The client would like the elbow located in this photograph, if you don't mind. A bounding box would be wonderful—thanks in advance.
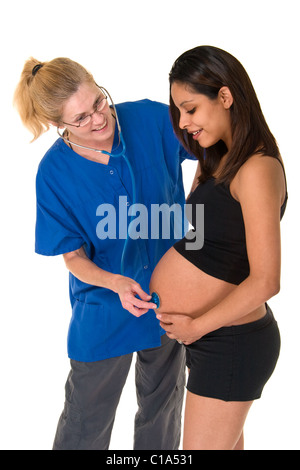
[63,248,85,270]
[267,279,280,298]
[257,276,281,301]
[249,269,280,301]
[63,252,76,270]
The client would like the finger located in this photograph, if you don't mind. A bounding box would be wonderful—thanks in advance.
[132,308,149,317]
[125,304,149,317]
[156,313,173,323]
[132,297,157,310]
[159,320,173,329]
[132,284,152,302]
[159,322,175,335]
[166,332,177,340]
[123,291,156,310]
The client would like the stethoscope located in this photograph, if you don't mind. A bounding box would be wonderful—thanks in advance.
[57,86,137,279]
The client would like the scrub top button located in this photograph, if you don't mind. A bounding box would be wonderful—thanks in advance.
[110,170,114,175]
[144,265,148,270]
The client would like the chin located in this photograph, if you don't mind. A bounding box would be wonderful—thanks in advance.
[196,136,219,149]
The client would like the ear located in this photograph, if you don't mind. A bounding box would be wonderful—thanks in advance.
[219,86,233,110]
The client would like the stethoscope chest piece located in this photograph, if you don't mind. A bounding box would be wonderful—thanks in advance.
[151,292,160,309]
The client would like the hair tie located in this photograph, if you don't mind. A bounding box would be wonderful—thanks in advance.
[32,64,43,76]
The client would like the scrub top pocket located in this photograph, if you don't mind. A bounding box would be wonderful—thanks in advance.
[67,300,108,361]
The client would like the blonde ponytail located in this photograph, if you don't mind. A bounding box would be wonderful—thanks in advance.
[14,57,95,141]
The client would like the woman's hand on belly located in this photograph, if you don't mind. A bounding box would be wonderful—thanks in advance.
[156,312,202,345]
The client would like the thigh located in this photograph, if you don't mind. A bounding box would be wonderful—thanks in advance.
[68,355,133,408]
[136,334,186,398]
[134,335,186,450]
[53,354,133,450]
[183,391,253,450]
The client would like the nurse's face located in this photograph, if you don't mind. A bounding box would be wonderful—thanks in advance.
[171,82,233,150]
[60,82,116,150]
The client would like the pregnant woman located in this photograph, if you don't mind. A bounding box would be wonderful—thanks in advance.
[150,46,287,450]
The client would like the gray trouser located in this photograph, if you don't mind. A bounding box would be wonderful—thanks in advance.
[53,335,186,450]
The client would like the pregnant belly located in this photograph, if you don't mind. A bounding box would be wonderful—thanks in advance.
[150,247,236,318]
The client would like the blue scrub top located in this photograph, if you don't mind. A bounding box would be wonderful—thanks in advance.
[35,99,195,361]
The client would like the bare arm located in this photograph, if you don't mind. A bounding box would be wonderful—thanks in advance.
[63,247,157,317]
[158,156,286,341]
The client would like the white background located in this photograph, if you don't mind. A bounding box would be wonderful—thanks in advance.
[1,0,299,450]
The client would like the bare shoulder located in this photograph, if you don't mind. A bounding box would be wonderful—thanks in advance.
[231,154,286,204]
[238,154,284,176]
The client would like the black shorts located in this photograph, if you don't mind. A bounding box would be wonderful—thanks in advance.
[185,304,280,402]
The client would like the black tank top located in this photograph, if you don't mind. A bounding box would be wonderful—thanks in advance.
[174,171,287,285]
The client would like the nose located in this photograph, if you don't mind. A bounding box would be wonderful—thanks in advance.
[92,109,106,124]
[178,112,191,130]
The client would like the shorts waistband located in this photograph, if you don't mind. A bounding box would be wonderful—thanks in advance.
[204,304,275,337]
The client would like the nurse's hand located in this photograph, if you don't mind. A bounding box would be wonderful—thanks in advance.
[113,275,157,317]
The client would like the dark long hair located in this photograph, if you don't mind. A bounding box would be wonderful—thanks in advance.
[169,46,280,184]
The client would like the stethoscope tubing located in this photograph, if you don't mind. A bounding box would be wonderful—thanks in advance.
[57,87,136,276]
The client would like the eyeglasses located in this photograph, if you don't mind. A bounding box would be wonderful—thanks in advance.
[62,94,108,128]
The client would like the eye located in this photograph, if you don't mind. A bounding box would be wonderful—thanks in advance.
[94,95,105,110]
[76,115,86,122]
[76,114,90,127]
[96,97,107,112]
[186,107,196,115]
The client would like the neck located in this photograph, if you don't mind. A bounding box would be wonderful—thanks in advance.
[69,130,114,153]
[63,130,113,165]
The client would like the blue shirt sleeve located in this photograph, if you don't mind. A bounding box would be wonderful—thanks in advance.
[179,144,196,162]
[35,169,85,256]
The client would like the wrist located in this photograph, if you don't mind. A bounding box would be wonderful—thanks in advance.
[191,316,206,339]
[106,273,123,293]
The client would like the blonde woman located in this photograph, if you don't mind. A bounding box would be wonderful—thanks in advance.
[14,57,195,450]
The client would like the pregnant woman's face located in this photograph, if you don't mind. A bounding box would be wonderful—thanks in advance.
[170,82,233,150]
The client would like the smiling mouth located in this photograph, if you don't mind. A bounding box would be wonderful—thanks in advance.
[191,129,203,138]
[93,120,107,132]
